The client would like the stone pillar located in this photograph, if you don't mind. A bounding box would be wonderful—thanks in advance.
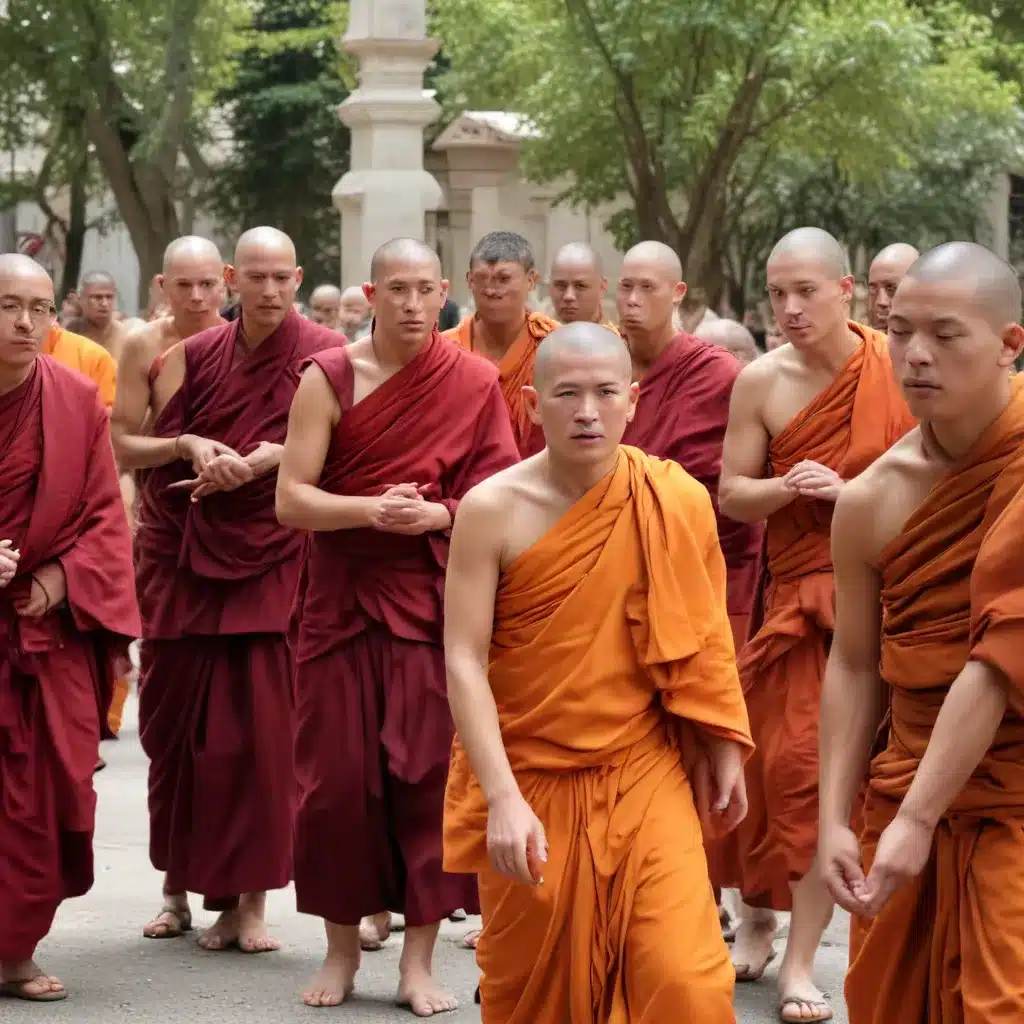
[986,172,1011,261]
[333,0,444,287]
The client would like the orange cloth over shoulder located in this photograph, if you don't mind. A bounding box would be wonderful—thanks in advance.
[444,446,751,1024]
[846,379,1024,1024]
[442,311,558,456]
[43,324,117,408]
[711,322,915,909]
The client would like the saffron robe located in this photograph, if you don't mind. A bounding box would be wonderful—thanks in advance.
[846,381,1024,1023]
[713,322,915,908]
[621,332,764,647]
[43,324,117,409]
[293,331,519,926]
[444,446,753,1024]
[442,311,558,457]
[0,357,138,963]
[135,311,342,904]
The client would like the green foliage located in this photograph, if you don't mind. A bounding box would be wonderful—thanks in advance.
[432,0,1022,299]
[208,0,350,290]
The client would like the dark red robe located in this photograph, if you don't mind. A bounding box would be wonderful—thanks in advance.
[293,330,519,926]
[0,357,139,963]
[135,311,342,907]
[622,333,764,644]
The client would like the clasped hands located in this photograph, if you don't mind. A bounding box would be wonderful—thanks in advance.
[167,435,281,502]
[782,459,844,502]
[370,483,451,536]
[0,541,67,618]
[821,810,934,919]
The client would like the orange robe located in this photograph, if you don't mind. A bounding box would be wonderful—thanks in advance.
[846,382,1024,1023]
[713,322,915,909]
[442,311,558,456]
[43,324,117,409]
[444,446,753,1023]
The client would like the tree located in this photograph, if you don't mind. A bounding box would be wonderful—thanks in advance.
[2,0,243,303]
[208,0,350,291]
[432,0,1021,301]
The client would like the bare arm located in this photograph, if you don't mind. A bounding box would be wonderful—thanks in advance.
[275,363,379,531]
[819,478,886,828]
[718,364,794,522]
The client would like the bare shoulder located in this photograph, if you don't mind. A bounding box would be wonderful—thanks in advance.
[458,458,536,519]
[345,335,374,369]
[732,348,779,399]
[122,318,161,355]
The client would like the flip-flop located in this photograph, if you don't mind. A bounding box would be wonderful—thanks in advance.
[779,996,833,1022]
[143,905,193,939]
[460,929,481,950]
[734,946,777,982]
[0,977,68,1002]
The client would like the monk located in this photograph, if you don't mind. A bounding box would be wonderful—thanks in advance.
[338,284,371,340]
[547,242,610,326]
[677,285,719,333]
[716,227,915,1022]
[42,322,116,408]
[124,226,342,950]
[697,317,761,365]
[65,270,133,363]
[819,242,1024,1023]
[309,284,343,331]
[443,231,558,456]
[0,254,139,1001]
[867,243,919,333]
[276,237,518,1013]
[442,322,753,1022]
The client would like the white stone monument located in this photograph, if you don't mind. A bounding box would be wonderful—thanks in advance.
[333,0,444,288]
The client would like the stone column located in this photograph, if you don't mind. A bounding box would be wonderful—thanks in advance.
[333,0,445,287]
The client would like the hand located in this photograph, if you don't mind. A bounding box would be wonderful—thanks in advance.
[370,484,451,535]
[14,561,66,618]
[784,460,844,502]
[0,540,19,588]
[819,823,867,914]
[166,453,255,502]
[176,433,240,475]
[691,736,748,836]
[855,811,934,917]
[245,440,283,478]
[486,791,548,886]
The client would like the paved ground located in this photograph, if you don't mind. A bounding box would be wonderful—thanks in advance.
[11,695,850,1022]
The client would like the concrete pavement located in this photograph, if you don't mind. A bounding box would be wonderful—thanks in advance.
[11,695,849,1022]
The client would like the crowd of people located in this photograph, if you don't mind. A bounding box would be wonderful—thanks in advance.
[0,220,1022,1024]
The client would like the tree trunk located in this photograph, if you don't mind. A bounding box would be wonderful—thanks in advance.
[60,152,88,300]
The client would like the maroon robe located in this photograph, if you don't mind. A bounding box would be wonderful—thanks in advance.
[293,330,519,926]
[622,333,764,642]
[135,311,342,906]
[0,357,138,963]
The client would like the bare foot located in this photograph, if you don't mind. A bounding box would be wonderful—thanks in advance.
[237,909,281,954]
[778,971,832,1022]
[459,928,481,950]
[719,902,737,943]
[143,900,192,939]
[198,908,240,951]
[397,968,459,1017]
[359,912,391,952]
[731,915,777,981]
[0,960,67,1002]
[302,953,358,1008]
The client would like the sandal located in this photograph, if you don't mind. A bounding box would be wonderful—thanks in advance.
[460,928,481,950]
[143,904,193,939]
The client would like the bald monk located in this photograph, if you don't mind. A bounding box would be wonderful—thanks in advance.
[309,284,344,331]
[819,243,1024,1023]
[698,317,761,365]
[443,323,753,1022]
[338,285,371,341]
[619,241,763,654]
[66,271,133,364]
[443,231,559,456]
[123,227,343,950]
[277,237,519,1013]
[716,227,915,1022]
[42,322,117,408]
[867,243,919,333]
[0,254,139,1001]
[548,242,611,326]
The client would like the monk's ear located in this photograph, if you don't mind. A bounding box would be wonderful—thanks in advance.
[224,264,236,289]
[363,283,376,305]
[1000,323,1024,366]
[839,275,855,304]
[156,274,166,293]
[440,279,450,304]
[522,385,542,424]
[599,277,608,296]
[673,281,688,305]
[626,380,640,422]
[526,268,538,293]
[294,266,304,288]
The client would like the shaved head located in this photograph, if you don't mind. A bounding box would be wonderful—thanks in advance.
[551,242,603,277]
[696,318,759,365]
[340,285,368,304]
[310,284,342,304]
[227,227,302,334]
[79,269,117,292]
[768,227,851,279]
[549,243,607,323]
[622,241,683,281]
[871,243,920,275]
[234,226,296,266]
[370,237,440,282]
[0,252,53,290]
[0,254,55,375]
[617,241,685,347]
[868,242,920,331]
[904,242,1022,329]
[163,235,223,272]
[534,321,632,389]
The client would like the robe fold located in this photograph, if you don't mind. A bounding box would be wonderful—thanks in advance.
[135,310,341,904]
[293,331,519,926]
[442,311,558,456]
[0,357,138,963]
[444,445,753,1024]
[622,332,764,647]
[43,324,117,409]
[712,322,915,909]
[846,381,1024,1024]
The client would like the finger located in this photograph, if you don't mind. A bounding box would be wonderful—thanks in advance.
[823,868,862,914]
[166,479,200,492]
